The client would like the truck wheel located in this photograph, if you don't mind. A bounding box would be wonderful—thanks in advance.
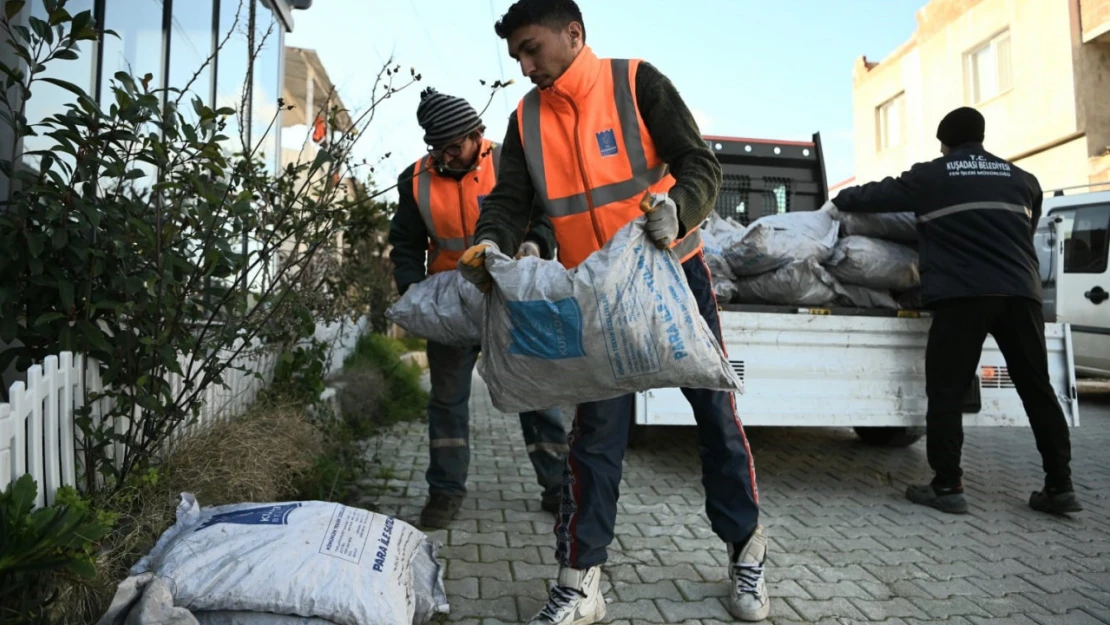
[853,426,925,448]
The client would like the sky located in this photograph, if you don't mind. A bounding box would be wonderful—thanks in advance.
[285,0,927,201]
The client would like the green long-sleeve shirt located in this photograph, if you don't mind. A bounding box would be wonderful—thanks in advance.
[473,60,722,255]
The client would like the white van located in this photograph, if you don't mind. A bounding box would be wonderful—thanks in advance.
[1038,186,1110,377]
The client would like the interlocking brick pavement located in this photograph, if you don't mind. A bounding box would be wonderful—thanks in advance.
[363,376,1110,624]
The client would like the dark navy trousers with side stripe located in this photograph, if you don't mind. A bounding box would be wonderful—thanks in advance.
[554,251,761,569]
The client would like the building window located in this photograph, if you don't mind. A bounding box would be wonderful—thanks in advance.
[251,0,283,175]
[100,0,166,98]
[21,0,97,175]
[965,30,1012,105]
[876,92,906,151]
[168,0,215,125]
[100,0,166,188]
[216,0,252,156]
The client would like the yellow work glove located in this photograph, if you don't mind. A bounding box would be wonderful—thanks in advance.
[458,241,499,293]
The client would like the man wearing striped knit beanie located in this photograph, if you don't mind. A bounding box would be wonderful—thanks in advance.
[388,87,568,529]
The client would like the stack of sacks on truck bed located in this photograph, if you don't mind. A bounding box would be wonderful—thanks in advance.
[699,204,921,310]
[702,208,846,307]
[823,206,921,309]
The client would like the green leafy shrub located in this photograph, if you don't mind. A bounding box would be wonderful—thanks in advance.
[0,475,115,625]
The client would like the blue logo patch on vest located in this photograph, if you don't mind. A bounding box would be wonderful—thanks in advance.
[506,298,586,360]
[195,503,302,531]
[596,129,619,157]
[477,194,488,208]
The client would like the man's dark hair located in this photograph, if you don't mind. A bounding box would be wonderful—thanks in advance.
[494,0,585,41]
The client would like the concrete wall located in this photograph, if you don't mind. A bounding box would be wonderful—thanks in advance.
[1073,38,1110,164]
[1013,137,1089,193]
[852,0,1102,192]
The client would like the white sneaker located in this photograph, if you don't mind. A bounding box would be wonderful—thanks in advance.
[527,566,606,625]
[727,525,770,621]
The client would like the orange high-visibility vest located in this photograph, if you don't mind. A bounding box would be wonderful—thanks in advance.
[411,138,502,274]
[516,46,702,269]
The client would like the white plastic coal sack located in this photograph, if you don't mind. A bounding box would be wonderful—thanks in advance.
[385,270,485,347]
[824,235,920,292]
[837,211,918,243]
[725,209,840,276]
[700,213,741,284]
[836,283,900,310]
[108,495,448,625]
[701,214,743,303]
[478,217,743,414]
[732,257,844,306]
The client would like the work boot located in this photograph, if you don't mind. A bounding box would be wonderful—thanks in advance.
[906,483,969,514]
[418,492,463,529]
[541,486,561,514]
[1030,484,1083,515]
[527,566,605,625]
[727,525,770,622]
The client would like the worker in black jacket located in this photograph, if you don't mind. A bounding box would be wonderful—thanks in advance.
[831,107,1080,516]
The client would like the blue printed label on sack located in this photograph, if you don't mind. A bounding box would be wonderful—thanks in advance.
[596,129,619,157]
[196,503,302,531]
[507,298,586,360]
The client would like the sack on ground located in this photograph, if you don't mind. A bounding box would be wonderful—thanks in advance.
[824,235,920,291]
[478,217,743,414]
[385,270,485,347]
[100,495,448,625]
[835,283,900,310]
[837,211,917,243]
[725,209,839,276]
[732,258,843,306]
[196,612,337,624]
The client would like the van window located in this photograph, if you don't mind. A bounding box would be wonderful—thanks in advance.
[1063,203,1110,274]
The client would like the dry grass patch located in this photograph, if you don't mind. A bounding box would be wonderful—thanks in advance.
[49,401,321,624]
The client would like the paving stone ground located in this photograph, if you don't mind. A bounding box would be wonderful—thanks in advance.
[364,376,1110,625]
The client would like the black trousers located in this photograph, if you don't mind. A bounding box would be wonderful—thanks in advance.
[925,297,1072,490]
[554,252,759,569]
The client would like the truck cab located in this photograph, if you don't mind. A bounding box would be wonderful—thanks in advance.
[701,133,828,224]
[1039,186,1110,377]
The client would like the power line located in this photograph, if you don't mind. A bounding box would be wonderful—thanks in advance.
[488,0,510,113]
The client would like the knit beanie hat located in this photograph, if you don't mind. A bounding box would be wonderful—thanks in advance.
[416,87,483,147]
[936,107,985,147]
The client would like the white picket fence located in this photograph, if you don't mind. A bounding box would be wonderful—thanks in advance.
[0,316,369,508]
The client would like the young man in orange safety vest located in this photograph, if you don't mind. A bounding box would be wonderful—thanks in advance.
[389,87,568,530]
[455,2,769,622]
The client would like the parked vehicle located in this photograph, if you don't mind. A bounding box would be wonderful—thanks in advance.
[633,135,1079,447]
[1038,184,1110,378]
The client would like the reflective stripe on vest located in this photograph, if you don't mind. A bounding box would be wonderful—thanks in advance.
[520,60,668,219]
[412,140,501,273]
[519,54,703,268]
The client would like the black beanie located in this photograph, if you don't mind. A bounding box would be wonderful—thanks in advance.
[416,87,482,147]
[936,107,985,147]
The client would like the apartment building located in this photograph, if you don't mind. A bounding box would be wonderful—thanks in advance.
[850,0,1110,193]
